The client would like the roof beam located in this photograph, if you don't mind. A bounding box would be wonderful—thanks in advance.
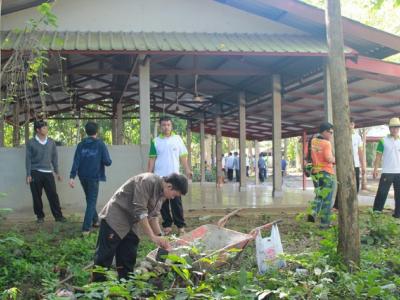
[151,68,269,76]
[346,56,400,79]
[256,0,400,52]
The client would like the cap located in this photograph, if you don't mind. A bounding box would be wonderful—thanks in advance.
[388,117,400,128]
[319,121,334,133]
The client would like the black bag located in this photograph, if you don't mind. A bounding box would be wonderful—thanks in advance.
[304,136,314,177]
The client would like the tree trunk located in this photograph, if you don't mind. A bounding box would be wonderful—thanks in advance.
[326,0,360,267]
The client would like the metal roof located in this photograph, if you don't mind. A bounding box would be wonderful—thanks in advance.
[1,0,52,15]
[0,31,355,55]
[216,0,400,59]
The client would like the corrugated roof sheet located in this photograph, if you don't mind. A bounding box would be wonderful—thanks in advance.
[0,31,355,54]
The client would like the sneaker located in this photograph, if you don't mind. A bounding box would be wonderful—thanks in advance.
[37,218,44,224]
[307,214,315,223]
[55,217,67,223]
[82,231,91,237]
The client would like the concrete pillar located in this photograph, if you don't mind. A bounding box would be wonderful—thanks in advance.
[186,120,192,172]
[200,120,206,183]
[204,134,211,168]
[139,54,151,145]
[255,140,259,185]
[239,92,247,191]
[272,74,282,197]
[12,101,20,147]
[216,115,223,187]
[116,102,123,144]
[154,117,158,138]
[211,136,215,168]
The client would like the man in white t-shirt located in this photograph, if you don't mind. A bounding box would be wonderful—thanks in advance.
[147,116,192,234]
[350,118,365,192]
[373,117,400,218]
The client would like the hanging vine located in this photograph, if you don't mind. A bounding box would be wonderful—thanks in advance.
[1,2,71,126]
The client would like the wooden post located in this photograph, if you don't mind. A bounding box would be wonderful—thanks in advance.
[239,92,247,191]
[216,115,223,187]
[272,75,282,197]
[24,110,30,145]
[200,120,205,183]
[12,101,20,147]
[326,0,360,267]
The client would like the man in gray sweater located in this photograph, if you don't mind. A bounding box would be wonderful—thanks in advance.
[26,120,66,223]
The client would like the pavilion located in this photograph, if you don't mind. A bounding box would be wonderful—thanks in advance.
[1,0,400,199]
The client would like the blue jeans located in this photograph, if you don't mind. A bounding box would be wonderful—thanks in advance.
[310,171,335,225]
[80,178,99,231]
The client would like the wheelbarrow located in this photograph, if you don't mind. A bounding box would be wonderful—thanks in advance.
[146,209,282,271]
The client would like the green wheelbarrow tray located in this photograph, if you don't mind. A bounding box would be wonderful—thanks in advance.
[146,209,281,271]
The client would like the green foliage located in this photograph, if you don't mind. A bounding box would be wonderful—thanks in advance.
[1,287,20,300]
[361,210,400,245]
[1,2,61,121]
[2,212,400,299]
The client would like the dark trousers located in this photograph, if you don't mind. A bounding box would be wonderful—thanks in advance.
[29,170,63,220]
[373,173,400,217]
[246,166,249,177]
[227,169,234,181]
[259,168,266,182]
[235,169,240,182]
[333,167,360,209]
[355,167,360,193]
[161,196,185,228]
[80,178,99,231]
[93,220,139,282]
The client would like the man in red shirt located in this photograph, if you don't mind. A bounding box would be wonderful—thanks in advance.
[307,122,336,228]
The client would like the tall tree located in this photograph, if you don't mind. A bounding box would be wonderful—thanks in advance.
[325,0,360,267]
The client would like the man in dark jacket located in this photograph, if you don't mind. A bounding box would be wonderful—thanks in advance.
[69,122,112,234]
[26,120,66,223]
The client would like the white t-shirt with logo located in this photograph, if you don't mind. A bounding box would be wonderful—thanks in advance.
[352,131,363,168]
[377,136,400,174]
[149,134,188,176]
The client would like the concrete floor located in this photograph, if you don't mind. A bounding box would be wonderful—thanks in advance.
[184,175,394,211]
[5,175,395,220]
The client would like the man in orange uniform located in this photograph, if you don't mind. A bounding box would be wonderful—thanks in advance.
[308,122,336,228]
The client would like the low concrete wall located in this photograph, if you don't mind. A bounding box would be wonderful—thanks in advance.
[0,145,149,218]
